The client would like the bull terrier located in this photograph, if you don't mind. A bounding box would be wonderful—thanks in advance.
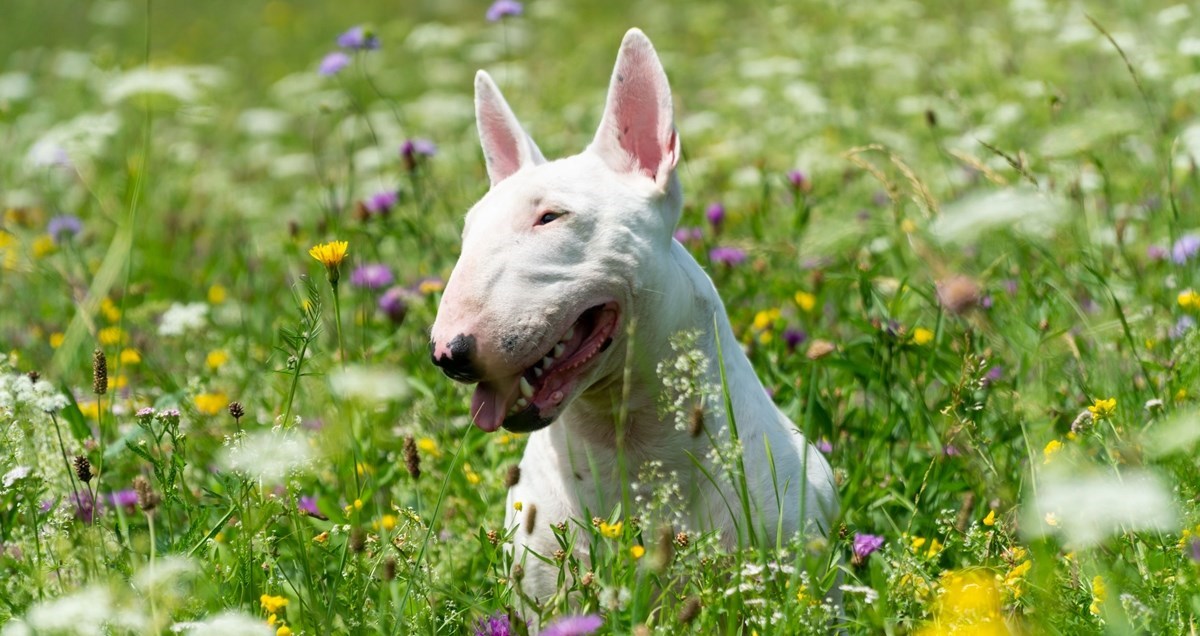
[430,28,838,602]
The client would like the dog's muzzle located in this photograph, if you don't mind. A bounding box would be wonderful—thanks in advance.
[430,334,482,383]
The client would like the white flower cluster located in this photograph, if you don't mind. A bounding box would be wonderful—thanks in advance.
[655,330,722,434]
[0,370,70,415]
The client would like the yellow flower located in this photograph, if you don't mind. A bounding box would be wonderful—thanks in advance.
[206,349,229,370]
[925,538,944,558]
[1176,388,1188,401]
[309,240,349,285]
[260,594,288,614]
[1044,512,1059,527]
[599,520,623,539]
[32,234,56,258]
[1003,560,1032,599]
[513,501,523,512]
[313,531,329,543]
[463,463,481,485]
[911,536,927,551]
[208,284,228,305]
[752,308,780,331]
[912,327,934,346]
[98,326,124,346]
[49,332,65,348]
[1087,397,1116,420]
[417,437,441,458]
[983,509,996,526]
[119,348,141,365]
[194,391,229,416]
[757,331,773,345]
[794,291,817,312]
[377,514,397,531]
[900,218,917,234]
[101,297,121,322]
[78,401,100,419]
[1042,439,1063,464]
[917,569,1006,635]
[1179,289,1200,310]
[417,279,445,294]
[1089,575,1106,615]
[353,498,363,511]
[276,626,293,636]
[267,613,278,626]
[630,545,645,559]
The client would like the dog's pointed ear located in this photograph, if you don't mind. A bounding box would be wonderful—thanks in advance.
[590,28,680,191]
[475,70,546,187]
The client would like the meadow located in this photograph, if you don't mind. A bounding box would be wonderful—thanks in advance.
[2,0,1200,633]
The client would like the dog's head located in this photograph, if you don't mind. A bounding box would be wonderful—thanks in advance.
[430,29,682,433]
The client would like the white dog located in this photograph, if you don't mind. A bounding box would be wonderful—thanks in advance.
[431,28,838,601]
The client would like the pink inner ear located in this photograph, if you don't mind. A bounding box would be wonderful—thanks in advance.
[479,109,523,184]
[594,33,677,185]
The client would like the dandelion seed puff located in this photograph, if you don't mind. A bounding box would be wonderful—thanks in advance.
[219,430,315,483]
[329,365,410,403]
[1023,469,1177,547]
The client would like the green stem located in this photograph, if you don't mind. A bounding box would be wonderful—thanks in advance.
[332,282,346,369]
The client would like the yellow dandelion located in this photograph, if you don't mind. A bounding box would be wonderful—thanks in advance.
[599,520,623,539]
[194,391,229,416]
[208,283,228,305]
[1042,439,1063,464]
[353,498,363,511]
[630,545,645,559]
[983,509,996,527]
[513,501,523,512]
[309,240,349,285]
[260,594,288,614]
[463,463,481,485]
[32,234,56,258]
[49,332,65,348]
[101,297,121,322]
[378,514,397,531]
[119,348,141,365]
[98,326,124,346]
[1179,289,1200,310]
[417,437,442,458]
[912,327,934,346]
[1089,575,1106,615]
[206,349,229,370]
[794,291,817,312]
[1087,397,1116,420]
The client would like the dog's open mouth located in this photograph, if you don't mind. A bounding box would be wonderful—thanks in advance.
[470,302,620,433]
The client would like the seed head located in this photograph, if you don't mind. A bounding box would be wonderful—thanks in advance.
[511,563,524,582]
[73,455,93,483]
[679,596,702,624]
[133,475,159,512]
[674,531,690,549]
[486,529,500,546]
[403,436,421,480]
[349,527,366,553]
[27,371,40,384]
[936,275,981,316]
[504,464,521,488]
[523,503,538,535]
[688,404,705,437]
[383,556,397,581]
[228,401,245,420]
[92,349,108,395]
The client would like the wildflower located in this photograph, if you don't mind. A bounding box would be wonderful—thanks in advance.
[336,26,379,50]
[350,263,394,289]
[110,489,138,510]
[416,277,445,294]
[783,328,807,352]
[1189,537,1200,563]
[599,520,623,539]
[1089,575,1106,615]
[156,408,181,426]
[47,214,82,244]
[73,456,93,483]
[464,463,481,485]
[1172,234,1200,264]
[260,594,289,614]
[983,509,996,526]
[298,496,319,517]
[918,570,1004,634]
[277,626,293,636]
[158,302,208,336]
[806,339,835,360]
[1087,397,1116,420]
[318,51,351,75]
[228,401,245,421]
[705,203,725,230]
[486,0,524,22]
[195,391,229,416]
[364,190,398,216]
[816,438,832,454]
[678,596,701,624]
[417,437,441,457]
[674,226,703,244]
[504,464,520,488]
[133,474,160,511]
[936,275,981,315]
[119,348,141,365]
[1172,316,1196,339]
[92,349,108,395]
[474,612,517,636]
[208,283,227,304]
[912,327,935,346]
[900,218,917,233]
[752,308,780,331]
[376,514,397,531]
[98,326,123,346]
[709,246,746,266]
[401,139,437,171]
[49,332,65,348]
[1003,559,1032,599]
[839,584,880,604]
[787,169,811,193]
[851,533,884,565]
[513,501,523,512]
[1146,244,1168,261]
[1179,289,1200,310]
[206,349,229,370]
[1042,439,1063,464]
[309,240,349,287]
[403,436,421,479]
[379,287,409,325]
[794,290,817,312]
[542,614,603,636]
[630,545,645,559]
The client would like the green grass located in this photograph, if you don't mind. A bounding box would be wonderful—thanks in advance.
[3,0,1200,633]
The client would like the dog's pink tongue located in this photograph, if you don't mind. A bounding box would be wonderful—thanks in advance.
[470,384,506,432]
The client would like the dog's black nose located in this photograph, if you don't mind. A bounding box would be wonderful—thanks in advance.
[431,334,482,383]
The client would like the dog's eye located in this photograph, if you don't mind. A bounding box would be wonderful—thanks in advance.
[536,211,564,226]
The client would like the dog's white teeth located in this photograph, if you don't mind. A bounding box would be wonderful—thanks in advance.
[534,367,543,378]
[564,326,575,341]
[542,356,554,368]
[515,398,529,409]
[519,376,534,399]
[553,343,565,357]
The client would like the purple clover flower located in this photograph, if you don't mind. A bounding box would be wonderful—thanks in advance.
[674,226,703,244]
[709,246,747,266]
[298,496,319,517]
[1172,234,1200,265]
[984,365,1003,385]
[787,169,810,192]
[486,0,524,21]
[474,612,516,636]
[337,26,379,50]
[47,215,82,244]
[319,52,351,76]
[816,438,832,454]
[783,328,807,351]
[542,614,603,636]
[110,489,139,509]
[852,533,884,560]
[365,191,399,215]
[379,287,409,324]
[350,264,394,289]
[401,139,438,172]
[705,203,725,229]
[1146,244,1168,262]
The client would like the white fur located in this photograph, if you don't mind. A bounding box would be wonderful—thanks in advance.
[431,29,838,602]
